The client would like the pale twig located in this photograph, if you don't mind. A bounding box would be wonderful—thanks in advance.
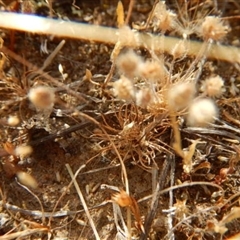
[41,40,65,72]
[1,200,109,219]
[0,12,240,63]
[125,0,135,25]
[0,228,48,240]
[65,164,100,240]
[100,184,120,192]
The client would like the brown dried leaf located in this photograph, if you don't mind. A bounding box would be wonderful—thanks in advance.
[130,196,144,233]
[192,161,211,173]
[3,142,16,156]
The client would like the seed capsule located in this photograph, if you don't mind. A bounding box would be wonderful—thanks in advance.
[16,171,38,189]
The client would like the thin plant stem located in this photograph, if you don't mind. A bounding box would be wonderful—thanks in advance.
[66,164,100,240]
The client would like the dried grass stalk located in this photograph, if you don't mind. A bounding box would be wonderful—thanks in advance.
[66,164,100,240]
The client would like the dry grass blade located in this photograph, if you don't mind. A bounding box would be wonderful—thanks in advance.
[112,201,128,238]
[1,200,109,218]
[37,39,65,74]
[65,164,100,240]
[0,228,48,240]
[125,0,135,25]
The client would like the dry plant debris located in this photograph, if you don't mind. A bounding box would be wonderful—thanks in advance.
[0,0,240,239]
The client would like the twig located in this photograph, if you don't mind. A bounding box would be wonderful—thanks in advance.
[125,0,135,25]
[0,12,240,63]
[151,162,158,195]
[0,228,48,240]
[1,200,109,219]
[65,164,100,240]
[40,40,65,73]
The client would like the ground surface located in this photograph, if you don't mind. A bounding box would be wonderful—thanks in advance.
[1,0,240,239]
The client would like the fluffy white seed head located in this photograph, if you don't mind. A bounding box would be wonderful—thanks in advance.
[112,76,135,101]
[198,16,228,41]
[153,1,176,32]
[167,82,196,111]
[116,50,143,77]
[201,75,225,97]
[139,60,167,83]
[187,98,218,127]
[28,86,55,110]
